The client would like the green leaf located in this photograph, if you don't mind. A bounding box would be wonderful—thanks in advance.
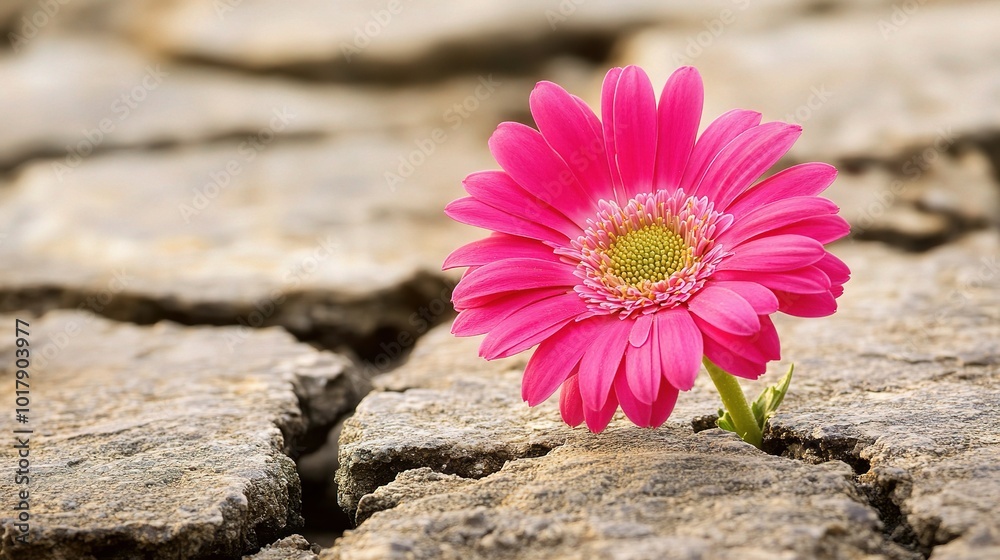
[716,408,737,433]
[715,364,794,434]
[750,364,794,429]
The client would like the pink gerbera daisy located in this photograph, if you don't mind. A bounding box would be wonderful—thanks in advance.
[443,65,850,433]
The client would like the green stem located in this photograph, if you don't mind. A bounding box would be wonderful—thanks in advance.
[704,357,763,448]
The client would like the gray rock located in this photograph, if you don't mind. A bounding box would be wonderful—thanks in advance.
[618,1,1000,163]
[616,1,1000,251]
[0,37,526,171]
[245,535,320,560]
[0,30,544,352]
[332,424,913,560]
[0,126,492,350]
[332,233,999,559]
[761,233,1000,556]
[0,311,360,559]
[98,0,946,81]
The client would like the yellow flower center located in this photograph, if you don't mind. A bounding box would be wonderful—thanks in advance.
[605,224,693,286]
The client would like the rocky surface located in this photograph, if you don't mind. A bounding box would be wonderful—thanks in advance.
[0,311,363,559]
[618,1,1000,250]
[0,36,534,356]
[330,233,1000,559]
[1,0,999,558]
[245,535,320,560]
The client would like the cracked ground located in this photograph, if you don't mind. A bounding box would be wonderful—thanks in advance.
[0,1,998,559]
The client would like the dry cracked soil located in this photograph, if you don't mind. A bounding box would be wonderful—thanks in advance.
[0,1,998,559]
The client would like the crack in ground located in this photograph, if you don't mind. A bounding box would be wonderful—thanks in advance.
[762,424,934,559]
[0,130,327,178]
[340,441,562,526]
[168,28,621,86]
[0,270,454,365]
[831,135,1000,252]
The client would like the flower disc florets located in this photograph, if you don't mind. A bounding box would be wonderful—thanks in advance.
[567,189,734,318]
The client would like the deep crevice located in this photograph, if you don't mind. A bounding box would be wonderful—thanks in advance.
[342,442,562,526]
[0,270,454,364]
[828,133,1000,252]
[1,273,457,551]
[763,424,933,559]
[169,28,621,87]
[0,129,328,178]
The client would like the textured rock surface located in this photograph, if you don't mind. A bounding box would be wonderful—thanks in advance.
[86,0,945,82]
[2,0,999,558]
[616,1,1000,250]
[0,311,362,559]
[331,233,999,559]
[618,1,1000,162]
[0,38,532,351]
[332,425,914,560]
[0,127,490,350]
[245,535,320,560]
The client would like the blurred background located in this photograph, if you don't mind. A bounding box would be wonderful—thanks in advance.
[1,0,998,544]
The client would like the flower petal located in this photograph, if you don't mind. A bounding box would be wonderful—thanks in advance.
[648,381,680,428]
[489,122,596,224]
[530,81,615,203]
[626,328,660,404]
[726,162,838,217]
[628,313,653,347]
[452,258,576,308]
[463,171,582,239]
[653,66,703,192]
[719,234,825,272]
[716,197,839,247]
[559,373,584,427]
[445,197,566,245]
[679,109,762,192]
[479,292,586,360]
[583,369,620,433]
[687,284,760,336]
[702,335,767,380]
[522,320,599,405]
[577,316,633,411]
[601,67,625,195]
[452,287,568,336]
[774,290,838,317]
[443,233,556,270]
[656,307,702,391]
[814,252,851,286]
[713,266,832,294]
[763,214,851,245]
[695,314,779,364]
[615,372,653,427]
[709,280,779,315]
[694,121,802,208]
[613,66,658,199]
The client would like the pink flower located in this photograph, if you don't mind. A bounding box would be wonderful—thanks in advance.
[443,66,849,432]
